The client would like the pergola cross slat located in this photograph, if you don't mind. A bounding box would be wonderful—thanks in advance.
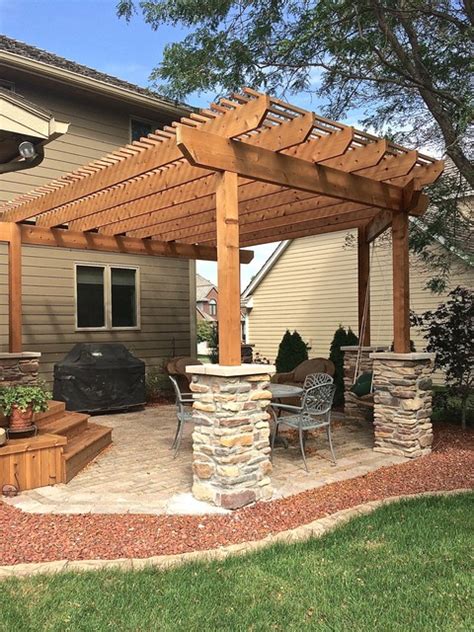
[0,89,443,360]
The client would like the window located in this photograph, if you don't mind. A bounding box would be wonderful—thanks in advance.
[209,298,217,317]
[75,264,139,330]
[111,267,137,327]
[76,266,105,328]
[130,118,153,142]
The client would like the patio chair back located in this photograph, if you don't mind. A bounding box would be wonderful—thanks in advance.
[302,383,336,416]
[303,372,334,390]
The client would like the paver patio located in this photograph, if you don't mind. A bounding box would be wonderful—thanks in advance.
[4,405,407,515]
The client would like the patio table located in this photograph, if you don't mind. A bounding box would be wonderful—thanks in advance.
[268,383,304,449]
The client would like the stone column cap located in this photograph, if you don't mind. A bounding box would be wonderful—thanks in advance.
[341,345,389,352]
[186,363,275,377]
[370,351,435,361]
[0,352,41,360]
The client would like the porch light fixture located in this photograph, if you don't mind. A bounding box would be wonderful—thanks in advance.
[18,140,37,159]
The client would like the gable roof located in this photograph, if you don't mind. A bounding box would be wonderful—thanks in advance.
[196,273,216,301]
[0,35,190,116]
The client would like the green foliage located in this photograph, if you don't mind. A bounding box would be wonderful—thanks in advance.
[432,385,474,426]
[0,384,51,415]
[275,329,309,373]
[145,368,172,402]
[329,325,359,406]
[196,320,214,344]
[208,323,219,364]
[415,286,473,429]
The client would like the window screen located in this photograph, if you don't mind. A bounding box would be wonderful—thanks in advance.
[76,265,105,328]
[131,119,153,142]
[111,268,137,327]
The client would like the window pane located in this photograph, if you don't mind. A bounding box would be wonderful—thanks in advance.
[111,268,137,327]
[131,119,153,142]
[76,266,104,328]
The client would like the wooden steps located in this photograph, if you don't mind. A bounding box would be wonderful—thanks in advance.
[63,423,112,483]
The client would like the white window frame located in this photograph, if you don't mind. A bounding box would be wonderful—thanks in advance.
[74,262,141,331]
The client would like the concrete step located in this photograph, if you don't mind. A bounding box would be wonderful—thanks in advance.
[37,411,89,440]
[64,423,112,483]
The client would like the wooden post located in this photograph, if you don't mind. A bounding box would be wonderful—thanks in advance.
[215,171,241,365]
[357,226,370,346]
[8,222,22,353]
[392,212,410,353]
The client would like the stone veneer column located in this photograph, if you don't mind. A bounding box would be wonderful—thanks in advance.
[186,364,275,510]
[370,352,435,458]
[341,346,388,422]
[0,352,41,387]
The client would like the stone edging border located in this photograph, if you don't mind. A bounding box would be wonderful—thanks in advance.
[0,488,470,579]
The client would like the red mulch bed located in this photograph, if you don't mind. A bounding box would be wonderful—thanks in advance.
[1,424,472,566]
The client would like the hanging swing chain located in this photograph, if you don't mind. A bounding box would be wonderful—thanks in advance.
[353,240,376,386]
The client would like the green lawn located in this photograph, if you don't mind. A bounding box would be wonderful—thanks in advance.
[1,493,472,632]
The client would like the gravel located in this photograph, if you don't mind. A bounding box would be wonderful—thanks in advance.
[1,423,472,566]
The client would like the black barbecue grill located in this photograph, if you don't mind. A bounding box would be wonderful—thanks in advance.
[53,343,145,413]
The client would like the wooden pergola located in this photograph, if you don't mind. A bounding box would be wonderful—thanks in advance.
[0,88,443,363]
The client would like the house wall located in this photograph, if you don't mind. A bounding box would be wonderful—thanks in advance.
[0,68,173,202]
[0,243,192,385]
[0,66,194,382]
[246,229,473,369]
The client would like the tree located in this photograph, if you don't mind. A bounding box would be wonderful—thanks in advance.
[329,325,359,406]
[275,330,309,373]
[117,0,473,189]
[415,286,473,429]
[197,320,214,344]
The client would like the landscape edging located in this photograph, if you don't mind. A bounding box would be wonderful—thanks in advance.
[0,488,470,579]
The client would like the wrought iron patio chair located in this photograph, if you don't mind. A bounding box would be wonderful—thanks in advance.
[270,383,337,472]
[168,375,194,457]
[303,372,334,390]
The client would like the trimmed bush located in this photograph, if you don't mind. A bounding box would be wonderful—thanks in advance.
[275,329,309,373]
[329,325,359,406]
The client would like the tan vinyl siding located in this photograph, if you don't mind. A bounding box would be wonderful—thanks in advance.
[0,243,191,385]
[247,230,474,378]
[0,67,193,383]
[0,76,170,202]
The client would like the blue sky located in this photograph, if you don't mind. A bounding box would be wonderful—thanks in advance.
[0,0,345,287]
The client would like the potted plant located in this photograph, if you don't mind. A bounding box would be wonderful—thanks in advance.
[0,384,51,433]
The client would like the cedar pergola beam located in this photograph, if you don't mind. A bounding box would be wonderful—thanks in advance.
[2,94,271,224]
[69,116,350,234]
[148,150,419,243]
[176,126,413,213]
[17,225,254,263]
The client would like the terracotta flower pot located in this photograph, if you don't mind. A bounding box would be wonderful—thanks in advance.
[9,405,34,432]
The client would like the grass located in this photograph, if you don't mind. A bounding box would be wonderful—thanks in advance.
[1,493,472,631]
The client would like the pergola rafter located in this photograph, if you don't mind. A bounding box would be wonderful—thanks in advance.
[0,88,443,361]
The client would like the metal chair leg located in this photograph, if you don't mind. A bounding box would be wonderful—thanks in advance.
[327,424,337,465]
[173,417,186,458]
[299,424,309,472]
[270,409,280,459]
[171,419,180,450]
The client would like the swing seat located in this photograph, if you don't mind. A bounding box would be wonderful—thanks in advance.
[349,372,375,408]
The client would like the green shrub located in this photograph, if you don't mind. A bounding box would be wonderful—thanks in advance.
[329,325,359,406]
[197,321,214,344]
[0,384,51,416]
[208,324,219,364]
[275,329,309,373]
[145,368,173,402]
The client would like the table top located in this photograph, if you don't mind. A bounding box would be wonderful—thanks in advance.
[268,383,303,399]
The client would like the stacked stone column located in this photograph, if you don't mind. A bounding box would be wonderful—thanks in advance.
[341,346,388,422]
[187,364,275,510]
[371,352,434,458]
